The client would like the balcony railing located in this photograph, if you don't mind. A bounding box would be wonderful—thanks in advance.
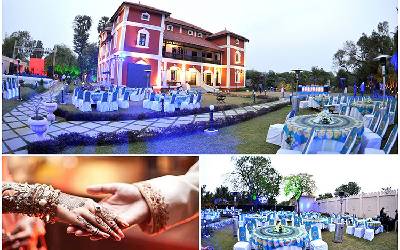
[163,52,221,65]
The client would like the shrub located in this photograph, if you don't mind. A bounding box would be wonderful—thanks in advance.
[27,101,288,154]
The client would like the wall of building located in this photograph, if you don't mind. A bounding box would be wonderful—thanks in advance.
[318,190,398,218]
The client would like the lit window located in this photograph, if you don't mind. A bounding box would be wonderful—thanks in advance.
[167,25,174,31]
[235,38,240,45]
[197,33,203,38]
[235,70,241,83]
[171,70,177,81]
[235,51,241,63]
[141,12,150,21]
[113,30,118,49]
[188,30,194,36]
[137,29,150,48]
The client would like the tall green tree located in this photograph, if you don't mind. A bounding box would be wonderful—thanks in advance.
[2,31,33,60]
[97,16,110,34]
[317,193,333,200]
[81,42,99,78]
[201,185,214,208]
[73,15,92,72]
[334,182,361,197]
[283,173,316,213]
[45,44,79,77]
[228,156,282,205]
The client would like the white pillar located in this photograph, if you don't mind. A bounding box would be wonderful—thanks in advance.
[181,64,186,84]
[118,60,123,86]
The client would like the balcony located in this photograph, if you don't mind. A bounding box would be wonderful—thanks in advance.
[163,52,221,65]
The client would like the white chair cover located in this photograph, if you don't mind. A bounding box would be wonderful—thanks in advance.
[346,225,355,235]
[363,228,374,241]
[266,124,285,146]
[353,227,365,238]
[233,241,251,250]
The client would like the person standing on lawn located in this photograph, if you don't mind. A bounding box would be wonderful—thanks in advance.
[360,81,365,97]
[353,81,358,97]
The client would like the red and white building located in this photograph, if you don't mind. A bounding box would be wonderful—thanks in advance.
[98,2,249,90]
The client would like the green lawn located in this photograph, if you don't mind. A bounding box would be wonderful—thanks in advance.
[202,226,398,250]
[2,85,46,114]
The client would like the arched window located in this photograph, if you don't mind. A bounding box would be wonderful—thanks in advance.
[137,29,150,48]
[235,69,241,83]
[235,51,241,64]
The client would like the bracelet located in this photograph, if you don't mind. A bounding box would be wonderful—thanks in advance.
[2,182,61,223]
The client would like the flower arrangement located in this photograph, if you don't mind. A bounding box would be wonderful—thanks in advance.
[273,222,284,233]
[315,110,333,124]
[363,97,373,104]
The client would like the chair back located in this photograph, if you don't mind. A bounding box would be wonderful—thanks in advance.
[383,125,398,154]
[310,225,321,241]
[372,102,379,113]
[369,111,380,132]
[196,92,202,103]
[340,127,358,154]
[149,92,155,101]
[340,105,347,115]
[84,91,91,102]
[376,113,390,138]
[188,94,194,104]
[101,92,108,102]
[269,218,275,225]
[112,91,118,102]
[123,91,129,101]
[73,88,79,97]
[302,127,316,154]
[170,94,177,104]
[389,100,397,113]
[77,90,84,99]
[121,87,126,95]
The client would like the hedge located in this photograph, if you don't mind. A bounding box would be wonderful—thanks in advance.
[54,96,279,121]
[27,101,288,154]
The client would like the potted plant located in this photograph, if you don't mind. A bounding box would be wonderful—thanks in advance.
[28,97,49,141]
[44,88,58,122]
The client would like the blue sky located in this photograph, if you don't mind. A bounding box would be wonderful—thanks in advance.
[2,0,398,72]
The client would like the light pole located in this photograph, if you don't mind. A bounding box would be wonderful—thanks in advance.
[374,55,391,99]
[114,54,120,86]
[145,69,152,89]
[291,69,303,97]
[17,59,22,101]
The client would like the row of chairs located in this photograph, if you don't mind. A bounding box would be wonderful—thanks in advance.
[2,79,19,99]
[72,89,130,112]
[346,220,383,241]
[143,92,202,112]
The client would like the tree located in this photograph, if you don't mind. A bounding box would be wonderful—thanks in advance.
[317,193,333,200]
[45,44,79,77]
[228,156,282,206]
[73,15,92,73]
[2,31,33,60]
[201,185,214,208]
[97,16,110,34]
[334,182,361,197]
[214,185,233,205]
[283,173,316,213]
[81,42,99,80]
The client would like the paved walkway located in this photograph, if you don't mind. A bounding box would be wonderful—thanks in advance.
[2,84,289,154]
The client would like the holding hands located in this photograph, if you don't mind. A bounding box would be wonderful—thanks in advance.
[67,183,150,241]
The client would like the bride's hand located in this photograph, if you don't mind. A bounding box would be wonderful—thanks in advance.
[56,193,129,241]
[66,183,150,240]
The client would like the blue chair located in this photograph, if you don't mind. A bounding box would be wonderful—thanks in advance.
[277,127,316,154]
[361,112,390,152]
[143,92,156,109]
[165,94,177,113]
[76,89,84,108]
[266,110,297,146]
[118,91,130,109]
[80,91,92,112]
[97,92,110,112]
[180,94,195,110]
[365,125,398,154]
[109,91,119,111]
[309,225,328,250]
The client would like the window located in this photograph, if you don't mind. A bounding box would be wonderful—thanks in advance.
[137,29,150,48]
[188,30,194,36]
[167,25,174,31]
[235,38,240,45]
[171,70,177,81]
[113,31,118,49]
[235,51,241,63]
[235,70,241,83]
[197,33,203,38]
[141,12,150,21]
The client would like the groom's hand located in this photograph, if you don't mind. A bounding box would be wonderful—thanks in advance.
[67,183,150,241]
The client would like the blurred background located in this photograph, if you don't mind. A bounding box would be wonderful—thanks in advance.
[3,156,199,250]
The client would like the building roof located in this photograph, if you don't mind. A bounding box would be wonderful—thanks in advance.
[164,31,223,52]
[110,1,171,22]
[165,17,212,35]
[207,29,249,42]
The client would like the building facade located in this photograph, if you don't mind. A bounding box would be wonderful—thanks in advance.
[98,2,249,90]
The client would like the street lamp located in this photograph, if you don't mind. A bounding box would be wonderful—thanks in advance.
[374,55,391,99]
[17,59,22,101]
[291,69,303,97]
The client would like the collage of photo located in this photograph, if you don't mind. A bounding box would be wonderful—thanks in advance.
[1,0,399,249]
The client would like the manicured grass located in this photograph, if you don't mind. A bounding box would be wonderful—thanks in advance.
[2,86,46,114]
[322,230,398,250]
[202,226,398,250]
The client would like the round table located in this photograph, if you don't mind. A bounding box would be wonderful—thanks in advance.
[303,218,329,230]
[284,114,364,148]
[252,225,308,250]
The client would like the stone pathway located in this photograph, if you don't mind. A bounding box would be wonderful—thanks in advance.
[2,85,289,154]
